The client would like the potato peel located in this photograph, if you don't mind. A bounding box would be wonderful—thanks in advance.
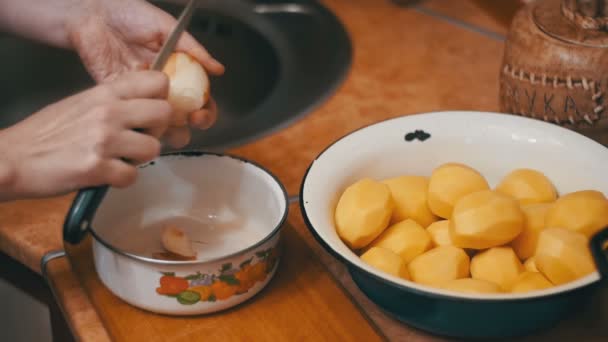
[160,225,197,259]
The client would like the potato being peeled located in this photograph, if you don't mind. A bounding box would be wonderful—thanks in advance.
[335,178,393,249]
[427,163,490,219]
[495,169,557,205]
[162,52,210,126]
[544,190,608,238]
[450,190,524,249]
[382,176,438,227]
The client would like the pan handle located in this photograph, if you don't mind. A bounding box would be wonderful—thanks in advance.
[590,226,608,281]
[63,186,109,244]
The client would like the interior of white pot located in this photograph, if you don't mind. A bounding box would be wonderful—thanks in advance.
[302,111,608,300]
[91,153,287,262]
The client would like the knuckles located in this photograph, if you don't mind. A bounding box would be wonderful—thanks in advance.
[79,154,105,179]
[156,101,173,126]
[89,106,117,154]
[96,84,117,101]
[111,167,138,188]
[141,138,162,163]
[149,71,170,97]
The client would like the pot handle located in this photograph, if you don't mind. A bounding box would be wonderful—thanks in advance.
[590,226,608,280]
[63,186,109,245]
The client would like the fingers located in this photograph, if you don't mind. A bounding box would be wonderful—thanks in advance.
[175,31,225,75]
[118,99,172,130]
[163,126,191,149]
[109,130,162,165]
[99,159,138,188]
[188,97,217,129]
[108,70,169,100]
[145,125,169,140]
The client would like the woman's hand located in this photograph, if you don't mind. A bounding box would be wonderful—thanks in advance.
[66,0,224,82]
[67,0,224,149]
[0,71,172,201]
[0,0,224,149]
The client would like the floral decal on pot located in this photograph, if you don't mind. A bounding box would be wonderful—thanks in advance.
[155,247,279,305]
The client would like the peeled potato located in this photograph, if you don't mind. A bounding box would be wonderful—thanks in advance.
[161,225,196,258]
[382,176,439,227]
[495,168,557,205]
[470,247,524,291]
[427,220,453,247]
[524,257,539,272]
[408,246,470,286]
[511,203,552,260]
[335,178,394,249]
[162,52,210,126]
[535,228,596,285]
[427,163,490,219]
[544,190,608,238]
[450,190,525,249]
[368,219,432,263]
[440,278,502,294]
[511,271,553,293]
[361,247,410,280]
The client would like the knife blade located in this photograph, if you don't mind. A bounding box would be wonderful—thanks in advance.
[150,0,198,71]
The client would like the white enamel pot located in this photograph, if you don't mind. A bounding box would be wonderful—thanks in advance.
[63,152,288,315]
[300,111,608,339]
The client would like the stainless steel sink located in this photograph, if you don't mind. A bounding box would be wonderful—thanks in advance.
[0,0,351,151]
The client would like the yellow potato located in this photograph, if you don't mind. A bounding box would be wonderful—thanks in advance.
[470,247,524,291]
[382,176,439,227]
[450,190,525,249]
[524,257,539,272]
[368,219,432,263]
[535,228,596,285]
[427,163,490,219]
[408,246,470,286]
[440,278,503,294]
[360,247,410,280]
[544,190,608,238]
[495,168,557,205]
[427,220,453,247]
[511,203,552,260]
[335,178,394,249]
[511,271,553,293]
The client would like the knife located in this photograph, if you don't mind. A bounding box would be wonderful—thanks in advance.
[63,0,199,244]
[151,0,198,71]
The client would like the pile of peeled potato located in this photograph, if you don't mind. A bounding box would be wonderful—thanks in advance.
[334,163,608,294]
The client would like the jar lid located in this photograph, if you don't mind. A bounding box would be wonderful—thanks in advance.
[561,0,608,30]
[533,0,608,47]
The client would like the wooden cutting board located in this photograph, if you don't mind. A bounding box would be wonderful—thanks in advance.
[59,203,385,342]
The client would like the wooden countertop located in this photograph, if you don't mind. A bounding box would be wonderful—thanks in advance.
[8,0,596,341]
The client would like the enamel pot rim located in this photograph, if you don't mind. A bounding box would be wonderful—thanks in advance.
[299,110,608,303]
[66,150,290,267]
